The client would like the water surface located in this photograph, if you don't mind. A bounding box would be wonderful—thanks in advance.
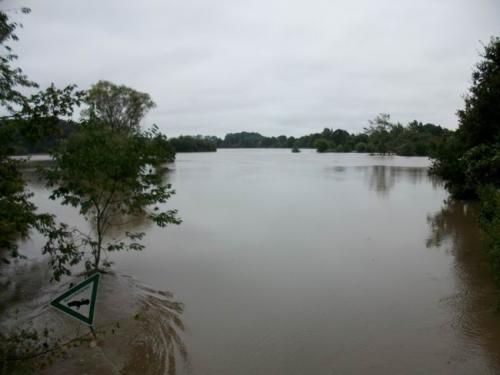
[9,149,500,374]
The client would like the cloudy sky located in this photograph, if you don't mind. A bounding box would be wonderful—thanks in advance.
[5,0,500,137]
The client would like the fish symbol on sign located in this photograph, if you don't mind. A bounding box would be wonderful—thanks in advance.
[68,298,90,310]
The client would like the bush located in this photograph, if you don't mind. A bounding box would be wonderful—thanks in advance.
[354,142,367,152]
[478,185,500,281]
[314,139,330,153]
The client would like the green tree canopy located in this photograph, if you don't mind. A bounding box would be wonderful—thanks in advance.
[82,80,155,132]
[432,37,500,198]
[458,38,500,148]
[43,124,179,279]
[0,8,37,113]
[0,9,82,261]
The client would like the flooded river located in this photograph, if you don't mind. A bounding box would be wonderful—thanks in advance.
[5,149,500,374]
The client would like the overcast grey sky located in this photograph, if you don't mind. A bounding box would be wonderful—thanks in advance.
[5,0,500,137]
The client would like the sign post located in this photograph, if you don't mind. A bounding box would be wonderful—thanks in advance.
[50,273,100,327]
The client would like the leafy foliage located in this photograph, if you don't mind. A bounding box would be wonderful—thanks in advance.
[82,80,155,132]
[431,37,500,284]
[221,132,288,148]
[314,138,330,153]
[458,38,500,148]
[0,8,36,260]
[43,124,180,279]
[0,8,37,113]
[0,155,38,260]
[431,37,500,199]
[7,115,450,157]
[307,116,450,155]
[0,9,82,262]
[162,119,448,155]
[17,84,85,141]
[188,117,449,155]
[169,135,218,152]
[3,119,77,155]
[0,8,183,373]
[478,186,500,283]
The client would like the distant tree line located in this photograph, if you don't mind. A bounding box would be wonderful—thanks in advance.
[172,119,450,156]
[172,117,451,156]
[297,116,451,156]
[169,135,218,152]
[3,119,75,154]
[219,132,294,148]
[7,118,451,157]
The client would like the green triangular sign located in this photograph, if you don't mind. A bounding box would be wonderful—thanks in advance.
[50,273,100,326]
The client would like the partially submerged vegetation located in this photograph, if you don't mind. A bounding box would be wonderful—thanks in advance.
[7,119,450,156]
[0,8,182,373]
[0,9,84,263]
[431,37,500,282]
[169,135,218,152]
[1,2,499,373]
[44,122,180,280]
[169,120,450,155]
[312,116,450,155]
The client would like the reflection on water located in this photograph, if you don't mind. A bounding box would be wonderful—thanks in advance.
[323,163,440,196]
[427,199,500,371]
[359,165,439,195]
[426,200,478,250]
[363,165,428,195]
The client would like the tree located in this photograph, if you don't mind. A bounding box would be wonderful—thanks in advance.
[432,37,500,198]
[362,113,394,154]
[314,138,330,153]
[458,38,500,148]
[43,124,180,279]
[429,38,500,290]
[364,113,393,135]
[0,8,37,113]
[0,150,44,260]
[0,7,37,259]
[169,135,217,152]
[478,185,500,280]
[0,9,82,262]
[355,142,367,152]
[0,9,89,372]
[331,129,350,145]
[82,80,155,132]
[222,132,265,148]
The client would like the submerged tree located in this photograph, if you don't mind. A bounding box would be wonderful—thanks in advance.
[0,6,180,281]
[43,123,180,280]
[0,8,83,262]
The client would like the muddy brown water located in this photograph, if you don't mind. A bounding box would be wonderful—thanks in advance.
[4,149,500,374]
